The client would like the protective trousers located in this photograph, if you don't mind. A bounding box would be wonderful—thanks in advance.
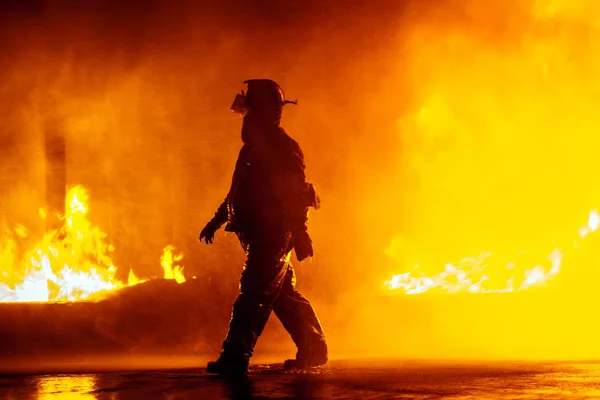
[220,229,327,364]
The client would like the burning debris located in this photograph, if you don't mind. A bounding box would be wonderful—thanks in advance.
[0,186,185,303]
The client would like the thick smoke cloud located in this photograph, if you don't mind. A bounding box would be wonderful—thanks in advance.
[3,0,600,360]
[0,0,408,297]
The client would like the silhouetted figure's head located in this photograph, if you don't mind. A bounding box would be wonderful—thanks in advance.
[230,79,297,145]
[245,79,285,120]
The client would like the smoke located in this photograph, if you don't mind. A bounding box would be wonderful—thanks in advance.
[0,0,408,291]
[342,0,600,360]
[2,0,600,360]
[385,0,600,276]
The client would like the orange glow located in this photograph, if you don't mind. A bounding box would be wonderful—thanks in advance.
[386,210,598,294]
[383,0,600,299]
[35,375,97,400]
[0,186,184,303]
[4,0,600,362]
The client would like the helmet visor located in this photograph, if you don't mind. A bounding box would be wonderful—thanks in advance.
[230,93,247,115]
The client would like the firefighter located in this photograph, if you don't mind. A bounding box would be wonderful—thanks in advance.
[200,79,327,375]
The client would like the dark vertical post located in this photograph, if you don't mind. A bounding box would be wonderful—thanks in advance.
[167,151,176,246]
[44,116,66,217]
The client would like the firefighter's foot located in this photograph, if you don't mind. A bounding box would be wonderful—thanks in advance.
[283,353,328,371]
[206,359,249,376]
[284,340,328,371]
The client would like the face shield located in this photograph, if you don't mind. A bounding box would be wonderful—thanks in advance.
[230,91,247,115]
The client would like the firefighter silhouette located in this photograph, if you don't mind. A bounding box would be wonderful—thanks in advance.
[200,79,327,375]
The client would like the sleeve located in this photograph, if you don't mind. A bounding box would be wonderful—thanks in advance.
[285,140,319,236]
[208,197,228,229]
[287,141,319,208]
[207,146,249,228]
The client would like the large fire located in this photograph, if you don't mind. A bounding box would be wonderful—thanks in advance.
[384,0,600,295]
[0,186,185,303]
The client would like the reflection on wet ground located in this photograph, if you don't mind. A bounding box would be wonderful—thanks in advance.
[2,360,600,399]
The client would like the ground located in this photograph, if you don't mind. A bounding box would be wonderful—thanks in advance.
[1,359,600,399]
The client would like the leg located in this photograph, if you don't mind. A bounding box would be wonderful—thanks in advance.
[220,256,287,361]
[208,232,291,375]
[273,265,328,369]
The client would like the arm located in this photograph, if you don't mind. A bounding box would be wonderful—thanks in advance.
[199,198,227,244]
[199,146,248,244]
[284,140,320,260]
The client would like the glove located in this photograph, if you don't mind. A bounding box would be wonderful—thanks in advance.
[293,230,314,261]
[199,221,219,244]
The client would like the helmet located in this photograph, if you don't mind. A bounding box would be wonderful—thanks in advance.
[230,79,297,115]
[244,79,285,108]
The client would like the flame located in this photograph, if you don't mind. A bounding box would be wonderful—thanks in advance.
[386,210,598,295]
[383,1,600,296]
[128,269,146,286]
[0,185,185,303]
[161,245,186,284]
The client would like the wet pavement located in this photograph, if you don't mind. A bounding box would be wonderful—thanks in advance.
[1,360,600,399]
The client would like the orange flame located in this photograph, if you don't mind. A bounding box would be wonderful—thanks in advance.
[383,0,600,296]
[385,210,599,294]
[0,185,185,303]
[161,245,186,284]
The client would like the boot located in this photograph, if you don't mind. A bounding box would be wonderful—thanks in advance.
[283,352,328,371]
[206,356,249,376]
